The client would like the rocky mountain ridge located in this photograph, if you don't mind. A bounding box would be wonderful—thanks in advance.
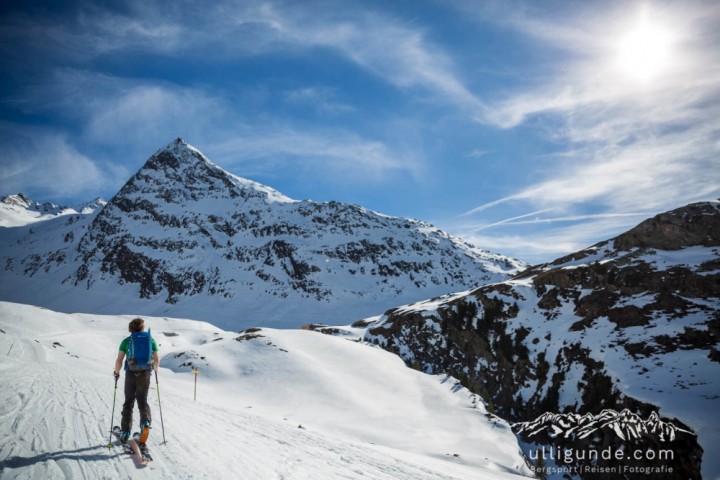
[360,200,720,479]
[0,138,524,329]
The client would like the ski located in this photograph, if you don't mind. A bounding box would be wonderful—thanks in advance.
[122,442,134,456]
[111,426,132,454]
[133,432,154,463]
[111,426,148,466]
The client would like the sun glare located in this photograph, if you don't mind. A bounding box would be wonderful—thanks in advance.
[616,13,673,82]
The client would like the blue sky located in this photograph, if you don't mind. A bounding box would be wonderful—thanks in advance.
[1,0,719,263]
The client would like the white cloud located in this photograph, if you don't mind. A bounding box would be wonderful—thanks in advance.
[14,69,233,162]
[8,66,420,190]
[73,75,419,183]
[0,124,111,199]
[116,2,484,114]
[83,84,226,148]
[448,209,654,264]
[283,87,354,114]
[270,6,484,113]
[465,149,492,159]
[23,1,485,115]
[210,126,421,183]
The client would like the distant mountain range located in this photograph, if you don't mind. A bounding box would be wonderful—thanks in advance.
[360,200,720,479]
[0,138,524,329]
[0,193,106,227]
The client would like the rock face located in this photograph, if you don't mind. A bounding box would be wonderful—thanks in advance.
[363,201,720,479]
[0,138,524,328]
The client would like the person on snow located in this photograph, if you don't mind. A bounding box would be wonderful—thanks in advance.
[113,317,159,444]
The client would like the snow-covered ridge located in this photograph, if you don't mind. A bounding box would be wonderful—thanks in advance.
[0,301,532,479]
[0,193,105,227]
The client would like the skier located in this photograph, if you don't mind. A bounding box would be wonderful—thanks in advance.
[113,317,159,446]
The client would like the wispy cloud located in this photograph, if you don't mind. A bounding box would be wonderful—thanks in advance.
[448,209,653,264]
[283,87,355,115]
[1,1,484,114]
[246,3,485,114]
[211,126,421,183]
[0,4,183,67]
[464,208,558,231]
[457,0,720,259]
[0,123,114,200]
[468,211,653,232]
[0,1,466,192]
[465,149,492,159]
[11,69,232,157]
[6,66,418,193]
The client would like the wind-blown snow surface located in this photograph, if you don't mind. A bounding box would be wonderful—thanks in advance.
[0,301,532,479]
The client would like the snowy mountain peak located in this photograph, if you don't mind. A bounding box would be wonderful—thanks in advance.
[2,193,33,208]
[121,138,293,206]
[146,137,216,173]
[1,139,525,328]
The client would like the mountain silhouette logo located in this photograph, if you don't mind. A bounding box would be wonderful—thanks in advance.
[514,408,694,443]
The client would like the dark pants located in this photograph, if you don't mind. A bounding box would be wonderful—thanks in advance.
[121,369,152,432]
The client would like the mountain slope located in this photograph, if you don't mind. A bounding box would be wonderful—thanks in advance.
[0,139,524,329]
[0,301,532,480]
[359,201,720,479]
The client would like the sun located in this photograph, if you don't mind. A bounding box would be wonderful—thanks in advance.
[615,12,673,82]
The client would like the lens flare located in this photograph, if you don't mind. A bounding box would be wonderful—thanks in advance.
[616,13,673,82]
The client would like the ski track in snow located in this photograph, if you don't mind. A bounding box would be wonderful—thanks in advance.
[0,303,530,480]
[1,339,118,479]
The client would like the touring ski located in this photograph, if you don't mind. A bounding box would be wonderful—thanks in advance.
[111,426,149,465]
[133,432,154,463]
[111,426,131,453]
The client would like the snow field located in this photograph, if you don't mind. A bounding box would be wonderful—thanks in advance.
[0,302,532,479]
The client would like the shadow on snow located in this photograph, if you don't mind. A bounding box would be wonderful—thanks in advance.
[0,444,114,470]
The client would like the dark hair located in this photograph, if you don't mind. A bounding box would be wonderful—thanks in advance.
[128,318,145,333]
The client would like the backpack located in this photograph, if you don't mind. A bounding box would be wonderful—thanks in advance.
[126,329,153,372]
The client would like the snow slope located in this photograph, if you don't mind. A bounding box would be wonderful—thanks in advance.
[0,301,533,479]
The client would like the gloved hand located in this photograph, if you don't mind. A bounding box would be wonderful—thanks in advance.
[114,371,120,380]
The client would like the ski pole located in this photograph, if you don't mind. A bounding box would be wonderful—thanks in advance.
[107,375,119,449]
[154,369,167,445]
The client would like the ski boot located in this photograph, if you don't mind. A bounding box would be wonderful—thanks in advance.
[139,420,151,445]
